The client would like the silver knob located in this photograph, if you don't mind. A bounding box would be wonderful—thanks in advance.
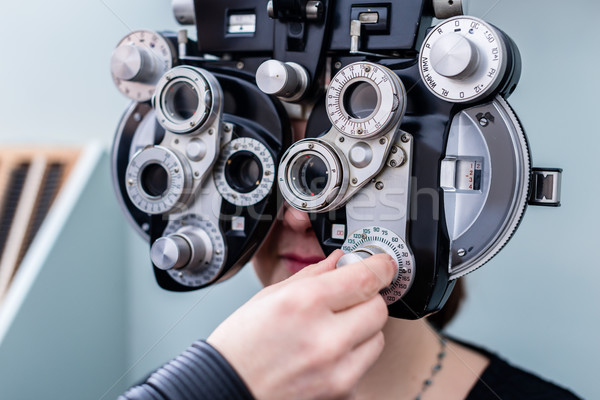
[256,60,309,102]
[172,0,196,25]
[151,235,191,270]
[336,250,372,267]
[337,245,399,282]
[430,33,479,79]
[110,45,158,83]
[432,0,466,19]
[151,228,213,271]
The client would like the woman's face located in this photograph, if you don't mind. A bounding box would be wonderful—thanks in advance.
[251,119,326,286]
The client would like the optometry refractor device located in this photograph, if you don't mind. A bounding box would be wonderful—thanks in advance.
[110,0,561,319]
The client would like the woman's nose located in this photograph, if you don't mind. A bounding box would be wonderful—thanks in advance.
[282,204,313,233]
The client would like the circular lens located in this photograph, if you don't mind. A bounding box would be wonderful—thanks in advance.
[291,154,329,197]
[164,80,199,121]
[140,163,169,197]
[225,151,263,194]
[343,81,378,119]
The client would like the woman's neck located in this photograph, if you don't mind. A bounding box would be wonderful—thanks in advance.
[355,318,489,400]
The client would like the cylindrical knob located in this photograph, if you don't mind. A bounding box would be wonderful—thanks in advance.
[430,33,479,79]
[151,235,192,270]
[337,245,399,282]
[336,250,372,268]
[172,0,196,25]
[110,45,157,83]
[151,228,213,271]
[256,60,309,101]
[432,0,466,19]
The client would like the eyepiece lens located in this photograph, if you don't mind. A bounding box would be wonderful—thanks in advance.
[225,151,263,194]
[343,81,378,119]
[164,80,199,121]
[140,163,169,197]
[291,154,329,197]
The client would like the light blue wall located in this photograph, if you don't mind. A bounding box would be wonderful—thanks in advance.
[1,1,598,399]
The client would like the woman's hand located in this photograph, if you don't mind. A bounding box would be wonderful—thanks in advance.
[207,250,396,400]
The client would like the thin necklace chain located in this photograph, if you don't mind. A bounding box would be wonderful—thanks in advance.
[415,336,447,400]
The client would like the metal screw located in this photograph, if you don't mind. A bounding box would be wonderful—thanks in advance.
[165,75,172,81]
[375,181,384,190]
[236,61,244,70]
[361,233,367,239]
[208,128,214,135]
[265,171,271,176]
[194,171,200,177]
[174,139,179,144]
[216,250,222,255]
[379,138,386,145]
[174,168,180,173]
[189,121,196,128]
[308,143,314,149]
[127,179,134,186]
[339,137,345,143]
[133,113,142,122]
[479,117,489,127]
[302,202,308,208]
[391,146,398,154]
[224,124,232,132]
[457,249,467,257]
[357,129,364,135]
[178,272,184,277]
[352,178,358,184]
[365,66,371,73]
[234,144,240,150]
[390,160,397,167]
[334,61,342,69]
[401,134,410,143]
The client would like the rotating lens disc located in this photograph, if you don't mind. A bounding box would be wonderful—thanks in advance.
[278,139,347,212]
[326,62,406,138]
[125,145,191,214]
[214,137,275,206]
[154,66,220,134]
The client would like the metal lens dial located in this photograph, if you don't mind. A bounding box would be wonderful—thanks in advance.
[341,226,415,305]
[419,16,507,102]
[154,66,216,134]
[125,146,191,214]
[215,137,276,206]
[278,139,346,212]
[111,30,175,102]
[326,62,406,138]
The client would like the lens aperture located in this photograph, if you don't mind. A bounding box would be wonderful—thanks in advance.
[343,81,378,120]
[141,163,169,197]
[224,151,263,194]
[164,80,200,121]
[291,154,329,197]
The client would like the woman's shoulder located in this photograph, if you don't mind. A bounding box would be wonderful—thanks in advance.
[458,340,581,400]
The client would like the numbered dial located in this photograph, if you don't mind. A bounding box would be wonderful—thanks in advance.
[161,215,226,287]
[111,30,176,102]
[341,226,415,305]
[326,62,406,138]
[419,17,507,102]
[125,146,191,214]
[214,137,275,206]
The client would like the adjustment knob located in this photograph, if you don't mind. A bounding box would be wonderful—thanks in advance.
[336,250,372,268]
[111,45,158,83]
[430,33,479,79]
[151,228,213,271]
[151,235,191,270]
[337,245,391,272]
[256,60,309,102]
[111,30,176,101]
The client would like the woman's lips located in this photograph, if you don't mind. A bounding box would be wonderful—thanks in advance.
[281,253,325,274]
